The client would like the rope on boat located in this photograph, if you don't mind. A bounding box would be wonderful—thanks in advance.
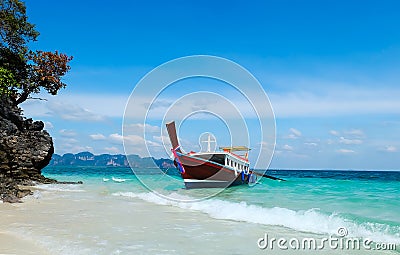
[172,146,185,174]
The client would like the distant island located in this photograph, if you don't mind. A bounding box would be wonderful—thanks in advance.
[49,152,175,169]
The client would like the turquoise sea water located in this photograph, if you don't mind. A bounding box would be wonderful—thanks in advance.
[8,166,394,254]
[41,166,400,250]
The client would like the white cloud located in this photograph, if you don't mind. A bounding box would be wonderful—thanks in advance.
[104,146,121,154]
[339,137,363,145]
[125,91,269,120]
[337,149,355,154]
[123,123,160,134]
[344,129,364,137]
[60,138,79,144]
[106,133,162,156]
[153,135,172,148]
[329,130,340,136]
[55,144,93,154]
[286,128,302,139]
[304,142,318,147]
[109,133,160,146]
[384,145,397,152]
[48,101,106,122]
[326,139,335,145]
[290,128,302,137]
[59,129,77,137]
[109,133,127,143]
[283,144,293,151]
[19,75,400,124]
[44,121,54,129]
[20,93,123,121]
[20,86,400,123]
[89,133,106,140]
[269,88,400,118]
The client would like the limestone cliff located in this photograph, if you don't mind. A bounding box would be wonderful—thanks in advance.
[0,96,56,202]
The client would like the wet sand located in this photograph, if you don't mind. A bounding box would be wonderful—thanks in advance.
[0,202,50,255]
[0,184,396,255]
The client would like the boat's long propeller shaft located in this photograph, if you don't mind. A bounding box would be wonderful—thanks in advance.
[251,171,286,181]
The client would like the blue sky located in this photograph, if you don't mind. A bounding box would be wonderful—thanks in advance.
[21,0,400,170]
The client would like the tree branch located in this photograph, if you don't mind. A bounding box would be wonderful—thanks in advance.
[27,96,47,101]
[15,90,28,105]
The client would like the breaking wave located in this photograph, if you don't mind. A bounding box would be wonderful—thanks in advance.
[35,184,85,192]
[113,191,400,244]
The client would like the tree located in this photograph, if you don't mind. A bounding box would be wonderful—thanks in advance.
[0,0,72,105]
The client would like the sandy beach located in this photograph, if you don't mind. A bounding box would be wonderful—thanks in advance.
[0,231,50,255]
[0,200,51,255]
[1,185,272,255]
[0,194,342,255]
[0,179,398,255]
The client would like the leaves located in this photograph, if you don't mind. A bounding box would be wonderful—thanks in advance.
[0,0,72,105]
[28,50,73,94]
[0,66,18,95]
[0,0,39,53]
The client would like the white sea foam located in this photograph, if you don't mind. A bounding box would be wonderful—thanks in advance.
[111,177,127,183]
[35,184,85,192]
[113,191,400,244]
[32,190,42,199]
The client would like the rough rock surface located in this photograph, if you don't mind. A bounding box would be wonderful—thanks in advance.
[0,96,57,203]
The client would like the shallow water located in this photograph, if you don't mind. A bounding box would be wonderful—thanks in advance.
[1,166,399,254]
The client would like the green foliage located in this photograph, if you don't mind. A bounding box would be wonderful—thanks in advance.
[0,0,39,53]
[0,0,72,105]
[0,66,18,95]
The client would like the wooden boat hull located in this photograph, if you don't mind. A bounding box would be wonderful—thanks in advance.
[176,154,254,189]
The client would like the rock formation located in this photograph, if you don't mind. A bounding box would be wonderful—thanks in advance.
[0,96,57,203]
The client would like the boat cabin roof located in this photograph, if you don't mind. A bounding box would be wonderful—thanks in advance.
[192,149,249,163]
[191,151,250,165]
[219,146,251,152]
